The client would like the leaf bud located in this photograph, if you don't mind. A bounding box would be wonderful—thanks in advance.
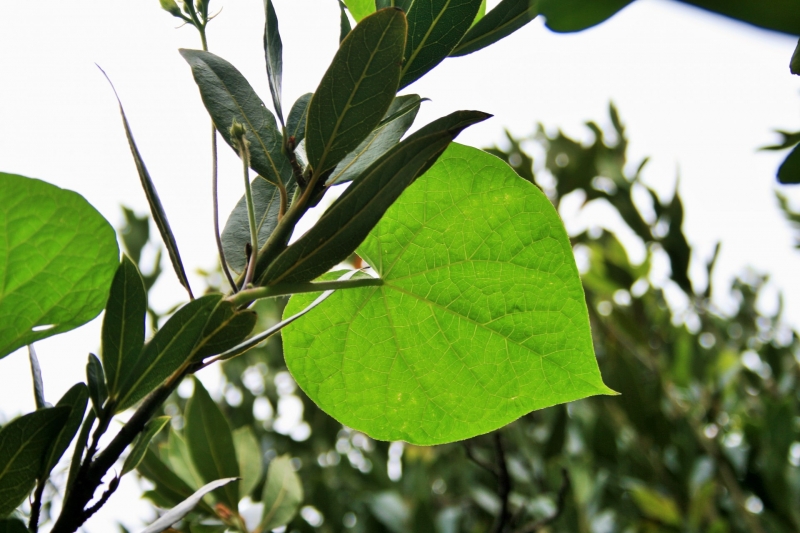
[159,0,184,18]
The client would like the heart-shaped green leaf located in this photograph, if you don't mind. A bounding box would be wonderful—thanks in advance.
[0,173,119,360]
[451,0,538,57]
[283,144,613,445]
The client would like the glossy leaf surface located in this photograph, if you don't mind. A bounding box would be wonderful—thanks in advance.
[260,455,303,531]
[305,8,407,175]
[263,0,284,124]
[41,384,89,479]
[283,144,612,444]
[122,416,170,476]
[233,426,262,498]
[451,0,537,57]
[0,173,118,359]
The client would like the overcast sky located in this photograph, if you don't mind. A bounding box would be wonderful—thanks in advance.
[2,0,800,530]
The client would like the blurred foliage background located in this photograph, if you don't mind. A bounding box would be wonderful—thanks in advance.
[123,106,800,533]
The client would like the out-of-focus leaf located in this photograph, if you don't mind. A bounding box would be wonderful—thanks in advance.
[41,384,89,479]
[627,482,682,527]
[122,416,170,476]
[762,130,800,151]
[451,0,537,56]
[338,0,352,42]
[678,0,800,37]
[538,0,633,32]
[0,519,27,533]
[286,93,312,147]
[792,38,800,74]
[138,477,238,533]
[344,0,375,21]
[233,426,262,498]
[369,491,410,533]
[28,345,45,409]
[120,207,149,264]
[778,143,800,184]
[86,353,108,415]
[166,429,204,489]
[260,455,303,531]
[138,447,203,509]
[190,300,257,361]
[660,187,693,294]
[263,0,284,124]
[0,172,119,359]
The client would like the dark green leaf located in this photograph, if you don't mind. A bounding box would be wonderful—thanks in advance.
[762,130,800,151]
[140,478,238,533]
[260,455,303,531]
[344,0,375,20]
[399,0,484,88]
[116,295,221,411]
[778,143,800,184]
[41,384,89,479]
[328,94,422,185]
[28,345,45,410]
[538,0,633,32]
[451,0,537,57]
[102,256,147,398]
[165,429,204,489]
[233,426,262,498]
[86,353,108,415]
[101,70,194,299]
[260,110,490,286]
[120,207,149,264]
[660,188,693,294]
[792,38,800,74]
[138,447,202,509]
[121,416,170,476]
[677,0,800,37]
[185,378,239,510]
[264,0,284,125]
[0,173,119,360]
[190,300,257,360]
[286,93,312,147]
[0,518,27,533]
[179,49,291,186]
[65,409,95,496]
[339,0,352,42]
[0,407,70,517]
[305,8,407,175]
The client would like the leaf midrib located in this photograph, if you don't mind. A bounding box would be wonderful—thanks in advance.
[455,1,532,52]
[401,0,454,80]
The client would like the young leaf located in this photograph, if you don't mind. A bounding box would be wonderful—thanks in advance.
[451,0,538,57]
[86,353,108,415]
[138,477,238,533]
[0,173,119,360]
[0,519,27,533]
[28,345,45,409]
[102,256,147,399]
[286,93,312,147]
[41,384,89,480]
[305,8,407,175]
[189,299,257,360]
[537,0,633,32]
[264,0,284,125]
[778,143,800,184]
[343,0,375,21]
[185,378,240,510]
[398,0,484,89]
[260,456,303,531]
[259,110,490,286]
[282,144,614,445]
[121,416,170,476]
[101,70,194,299]
[339,0,353,42]
[116,295,221,412]
[328,94,422,185]
[179,49,291,186]
[233,426,262,498]
[0,407,70,516]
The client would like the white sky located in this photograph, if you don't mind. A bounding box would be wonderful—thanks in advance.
[1,0,800,530]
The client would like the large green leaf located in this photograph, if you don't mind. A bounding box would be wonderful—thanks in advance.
[233,426,262,498]
[259,111,489,286]
[260,455,303,531]
[344,0,375,21]
[399,0,484,88]
[41,384,89,479]
[305,8,407,175]
[283,144,613,444]
[185,378,240,510]
[116,295,221,411]
[451,0,538,57]
[0,173,119,359]
[0,407,70,516]
[538,0,633,32]
[180,49,291,186]
[102,256,147,398]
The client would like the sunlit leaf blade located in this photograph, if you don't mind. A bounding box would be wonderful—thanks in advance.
[0,407,70,516]
[398,0,484,88]
[233,426,262,498]
[0,173,119,360]
[116,295,221,411]
[473,0,487,24]
[0,518,27,533]
[190,299,257,360]
[328,94,422,185]
[86,353,108,415]
[185,378,240,510]
[283,144,614,445]
[41,384,89,479]
[179,49,291,186]
[260,455,303,531]
[339,0,352,42]
[537,0,633,32]
[286,93,312,147]
[778,143,800,184]
[260,110,489,286]
[678,0,800,36]
[122,416,170,476]
[264,0,284,125]
[102,256,147,398]
[101,71,194,299]
[305,8,407,175]
[344,0,375,21]
[451,0,537,57]
[138,477,238,533]
[28,345,45,409]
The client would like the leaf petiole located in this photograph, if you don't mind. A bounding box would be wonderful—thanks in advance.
[227,276,383,308]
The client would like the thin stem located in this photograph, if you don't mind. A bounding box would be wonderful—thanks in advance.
[228,277,383,307]
[29,477,46,533]
[490,432,511,533]
[239,140,259,288]
[212,127,237,292]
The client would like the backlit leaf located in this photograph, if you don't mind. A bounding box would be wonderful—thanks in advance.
[339,0,353,42]
[233,426,262,498]
[678,0,800,37]
[344,0,375,21]
[451,0,537,57]
[260,455,303,531]
[137,447,212,512]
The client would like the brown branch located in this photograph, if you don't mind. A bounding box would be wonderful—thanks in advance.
[491,432,512,533]
[514,468,570,533]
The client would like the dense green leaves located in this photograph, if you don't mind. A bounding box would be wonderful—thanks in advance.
[399,0,484,88]
[180,49,291,185]
[538,0,633,32]
[0,407,70,516]
[263,0,284,124]
[286,93,312,147]
[260,110,489,286]
[0,173,119,359]
[305,8,407,175]
[41,384,89,479]
[102,256,147,398]
[121,416,170,476]
[283,144,612,444]
[260,455,303,531]
[116,295,221,411]
[184,378,240,510]
[451,0,538,57]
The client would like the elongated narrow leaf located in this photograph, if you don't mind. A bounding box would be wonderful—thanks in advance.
[399,0,484,88]
[305,8,407,175]
[0,519,27,533]
[137,447,212,512]
[537,0,633,32]
[86,353,108,415]
[283,144,614,445]
[101,70,194,299]
[286,93,312,147]
[778,143,800,184]
[344,0,375,20]
[185,378,239,510]
[0,407,70,516]
[190,300,257,360]
[339,0,352,42]
[451,0,537,56]
[166,429,204,489]
[0,173,119,360]
[180,50,291,185]
[65,409,95,496]
[122,416,170,476]
[28,345,45,409]
[116,295,221,411]
[260,456,303,531]
[139,477,238,533]
[328,94,422,185]
[102,256,147,398]
[41,384,89,479]
[264,0,284,124]
[260,110,490,286]
[233,426,262,498]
